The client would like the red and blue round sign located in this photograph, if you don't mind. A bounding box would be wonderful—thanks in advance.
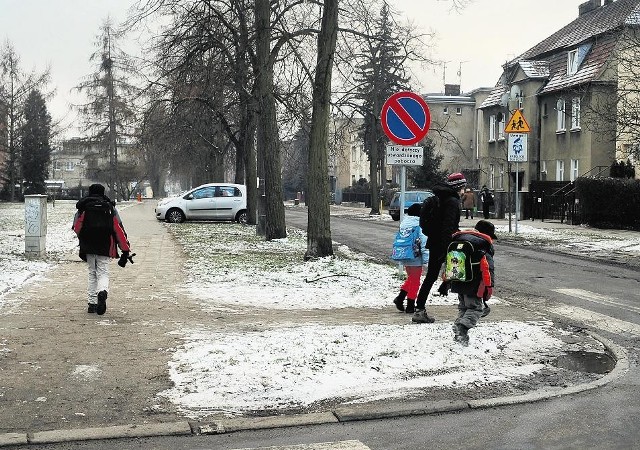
[380,91,431,146]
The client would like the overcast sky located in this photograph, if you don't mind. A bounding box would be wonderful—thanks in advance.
[0,0,586,138]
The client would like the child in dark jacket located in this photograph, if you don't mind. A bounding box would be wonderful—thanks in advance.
[73,184,131,315]
[448,220,496,346]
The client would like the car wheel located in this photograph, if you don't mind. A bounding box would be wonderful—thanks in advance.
[236,210,248,225]
[166,208,186,223]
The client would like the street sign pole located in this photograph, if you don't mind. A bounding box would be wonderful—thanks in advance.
[400,166,406,224]
[505,111,530,235]
[515,162,519,234]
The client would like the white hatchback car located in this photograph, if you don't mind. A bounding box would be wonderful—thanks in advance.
[155,183,248,224]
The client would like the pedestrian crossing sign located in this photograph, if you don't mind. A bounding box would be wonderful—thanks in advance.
[504,109,531,133]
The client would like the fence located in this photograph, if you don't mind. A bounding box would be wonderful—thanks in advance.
[340,191,372,207]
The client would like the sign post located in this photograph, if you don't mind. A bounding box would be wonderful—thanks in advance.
[380,91,431,223]
[381,91,431,272]
[505,109,531,234]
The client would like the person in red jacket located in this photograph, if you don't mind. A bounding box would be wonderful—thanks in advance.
[72,184,131,315]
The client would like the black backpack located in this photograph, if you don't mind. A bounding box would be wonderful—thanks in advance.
[81,199,114,234]
[419,195,440,236]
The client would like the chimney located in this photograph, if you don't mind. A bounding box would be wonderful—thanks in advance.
[579,0,602,16]
[444,84,461,96]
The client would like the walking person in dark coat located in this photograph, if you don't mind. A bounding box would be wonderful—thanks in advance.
[479,185,494,220]
[412,173,466,324]
[72,184,131,315]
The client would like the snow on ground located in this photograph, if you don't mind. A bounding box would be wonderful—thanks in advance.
[1,201,634,418]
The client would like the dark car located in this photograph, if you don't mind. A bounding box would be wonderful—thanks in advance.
[388,190,433,221]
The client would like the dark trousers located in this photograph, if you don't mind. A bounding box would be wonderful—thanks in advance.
[416,252,445,309]
[483,204,490,219]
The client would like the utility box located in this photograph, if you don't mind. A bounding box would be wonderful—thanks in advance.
[24,194,48,257]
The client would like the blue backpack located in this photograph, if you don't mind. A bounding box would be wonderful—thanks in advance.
[391,225,422,261]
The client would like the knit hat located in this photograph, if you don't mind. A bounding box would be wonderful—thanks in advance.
[446,172,467,190]
[89,183,105,196]
[475,219,497,240]
[407,203,422,216]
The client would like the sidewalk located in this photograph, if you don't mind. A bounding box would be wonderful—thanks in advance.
[0,201,629,446]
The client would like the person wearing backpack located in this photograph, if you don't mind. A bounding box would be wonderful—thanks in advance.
[73,184,132,315]
[391,203,429,314]
[412,172,467,324]
[446,220,496,346]
[479,185,494,219]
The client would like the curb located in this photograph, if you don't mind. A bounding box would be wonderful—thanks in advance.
[0,332,628,447]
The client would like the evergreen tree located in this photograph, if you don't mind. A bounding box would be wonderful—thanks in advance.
[354,3,410,214]
[408,139,447,189]
[20,90,51,195]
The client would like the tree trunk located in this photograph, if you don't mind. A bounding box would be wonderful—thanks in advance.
[368,113,381,215]
[255,0,286,240]
[305,0,339,259]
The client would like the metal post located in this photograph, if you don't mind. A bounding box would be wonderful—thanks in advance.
[515,162,519,234]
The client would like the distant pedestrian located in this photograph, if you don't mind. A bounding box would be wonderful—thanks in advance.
[412,172,466,324]
[392,203,429,314]
[448,220,496,346]
[461,188,476,219]
[479,185,494,219]
[73,184,132,315]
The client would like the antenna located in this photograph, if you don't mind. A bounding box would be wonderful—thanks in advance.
[441,60,451,90]
[458,61,468,89]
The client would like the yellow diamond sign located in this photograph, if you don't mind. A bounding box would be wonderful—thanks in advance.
[504,109,531,133]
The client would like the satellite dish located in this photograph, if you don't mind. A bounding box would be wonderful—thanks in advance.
[510,85,521,98]
[500,92,509,107]
[556,99,564,111]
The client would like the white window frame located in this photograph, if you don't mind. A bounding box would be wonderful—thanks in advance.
[571,97,581,130]
[517,94,524,110]
[489,164,495,190]
[567,49,578,75]
[351,145,357,162]
[498,114,505,141]
[489,115,496,142]
[456,106,462,115]
[570,159,579,181]
[65,161,75,171]
[541,160,547,177]
[499,164,505,189]
[443,107,449,115]
[556,160,565,181]
[557,99,566,132]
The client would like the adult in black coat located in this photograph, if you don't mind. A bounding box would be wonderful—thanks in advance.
[412,173,466,323]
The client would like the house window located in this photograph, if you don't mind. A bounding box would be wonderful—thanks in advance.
[491,115,496,139]
[498,114,505,141]
[351,175,356,185]
[499,164,505,189]
[517,93,524,110]
[571,97,581,130]
[541,160,547,179]
[443,107,449,115]
[567,49,578,75]
[351,145,357,162]
[571,159,579,181]
[456,107,462,115]
[543,103,548,117]
[556,160,565,181]
[489,164,495,190]
[557,99,566,132]
[65,161,75,171]
[54,161,62,171]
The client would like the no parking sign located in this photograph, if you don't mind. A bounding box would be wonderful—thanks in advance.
[380,91,431,146]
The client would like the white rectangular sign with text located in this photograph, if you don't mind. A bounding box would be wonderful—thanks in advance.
[385,145,424,166]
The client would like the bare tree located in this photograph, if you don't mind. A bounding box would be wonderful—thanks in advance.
[304,0,339,259]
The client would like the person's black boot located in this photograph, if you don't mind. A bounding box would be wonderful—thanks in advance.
[405,299,415,314]
[393,290,407,312]
[87,303,97,313]
[97,290,107,315]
